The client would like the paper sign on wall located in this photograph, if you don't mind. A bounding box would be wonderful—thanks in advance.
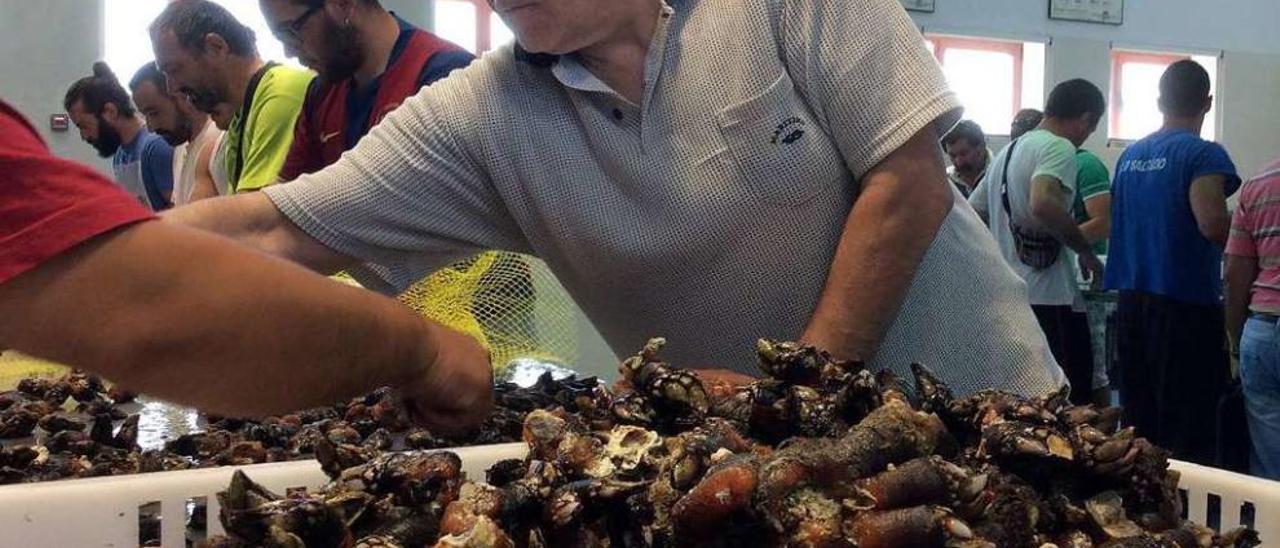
[1049,0,1124,25]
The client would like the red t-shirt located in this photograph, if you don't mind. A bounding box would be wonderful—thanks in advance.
[0,100,155,284]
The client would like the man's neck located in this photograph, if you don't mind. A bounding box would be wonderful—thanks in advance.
[191,113,211,142]
[1039,118,1076,144]
[1162,115,1205,135]
[226,57,267,111]
[353,8,402,86]
[117,118,142,147]
[577,0,663,104]
[957,168,983,187]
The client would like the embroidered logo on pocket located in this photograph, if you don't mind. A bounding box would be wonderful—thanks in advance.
[771,117,806,145]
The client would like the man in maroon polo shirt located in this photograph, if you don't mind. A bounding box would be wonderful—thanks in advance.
[260,0,474,181]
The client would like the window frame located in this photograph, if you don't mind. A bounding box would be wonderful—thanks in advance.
[926,36,1024,119]
[1109,49,1191,142]
[434,0,497,53]
[924,34,1031,136]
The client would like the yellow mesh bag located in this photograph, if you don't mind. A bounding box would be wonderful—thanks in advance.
[393,252,580,372]
[0,253,580,388]
[0,351,70,390]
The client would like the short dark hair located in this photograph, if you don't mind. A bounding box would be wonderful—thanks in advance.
[128,62,167,94]
[1044,79,1106,122]
[149,0,257,57]
[942,120,986,149]
[64,62,136,117]
[1159,60,1212,117]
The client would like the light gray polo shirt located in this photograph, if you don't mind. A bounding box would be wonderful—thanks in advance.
[264,0,1067,396]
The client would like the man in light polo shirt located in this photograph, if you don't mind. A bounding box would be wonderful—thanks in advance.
[169,0,1067,396]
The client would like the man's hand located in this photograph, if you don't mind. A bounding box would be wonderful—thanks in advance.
[403,324,495,437]
[1078,252,1104,289]
[694,368,758,387]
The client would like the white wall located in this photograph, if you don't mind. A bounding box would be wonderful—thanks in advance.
[0,0,108,172]
[910,0,1280,56]
[909,1,1280,178]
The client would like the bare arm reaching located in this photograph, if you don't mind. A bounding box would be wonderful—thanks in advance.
[0,220,492,434]
[164,192,358,274]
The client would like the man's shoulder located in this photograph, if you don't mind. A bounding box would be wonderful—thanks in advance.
[1134,129,1217,158]
[1075,149,1103,163]
[1075,149,1109,175]
[1022,129,1072,149]
[139,130,171,152]
[1242,160,1280,196]
[431,44,541,103]
[262,65,315,95]
[252,66,313,123]
[1016,130,1074,163]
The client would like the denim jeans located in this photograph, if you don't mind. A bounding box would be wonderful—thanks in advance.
[1240,316,1280,479]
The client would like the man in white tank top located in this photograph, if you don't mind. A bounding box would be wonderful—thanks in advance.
[129,62,226,206]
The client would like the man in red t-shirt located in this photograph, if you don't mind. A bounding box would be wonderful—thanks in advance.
[0,100,490,433]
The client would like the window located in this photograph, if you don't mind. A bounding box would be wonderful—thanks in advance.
[104,0,297,83]
[925,35,1046,136]
[1109,49,1219,142]
[433,0,514,54]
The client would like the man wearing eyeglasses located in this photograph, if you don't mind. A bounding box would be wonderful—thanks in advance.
[260,0,473,182]
[150,0,313,193]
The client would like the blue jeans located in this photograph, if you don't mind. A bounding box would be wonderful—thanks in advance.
[1240,316,1280,479]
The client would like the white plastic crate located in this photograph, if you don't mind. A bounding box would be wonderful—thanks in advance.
[1169,459,1280,545]
[0,449,1271,547]
[0,443,527,547]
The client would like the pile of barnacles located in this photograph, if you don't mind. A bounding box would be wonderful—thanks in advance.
[201,338,1261,548]
[0,371,145,483]
[0,370,607,485]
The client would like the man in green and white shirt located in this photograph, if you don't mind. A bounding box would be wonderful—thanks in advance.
[150,0,313,193]
[1072,148,1112,404]
[970,79,1107,404]
[1073,149,1112,256]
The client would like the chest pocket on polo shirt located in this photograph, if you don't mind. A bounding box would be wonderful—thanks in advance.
[715,72,844,207]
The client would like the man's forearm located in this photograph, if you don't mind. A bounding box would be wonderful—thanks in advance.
[0,222,430,416]
[165,192,356,274]
[1035,201,1094,255]
[1224,255,1258,349]
[1079,218,1108,244]
[802,126,952,361]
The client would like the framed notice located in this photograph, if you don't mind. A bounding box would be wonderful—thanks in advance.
[900,0,935,13]
[1049,0,1124,25]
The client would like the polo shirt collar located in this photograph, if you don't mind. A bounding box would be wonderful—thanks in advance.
[547,0,678,97]
[516,0,681,73]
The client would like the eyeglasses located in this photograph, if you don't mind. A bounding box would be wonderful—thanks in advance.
[271,5,322,42]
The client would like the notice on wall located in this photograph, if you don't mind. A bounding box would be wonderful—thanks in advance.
[1049,0,1124,25]
[900,0,935,13]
